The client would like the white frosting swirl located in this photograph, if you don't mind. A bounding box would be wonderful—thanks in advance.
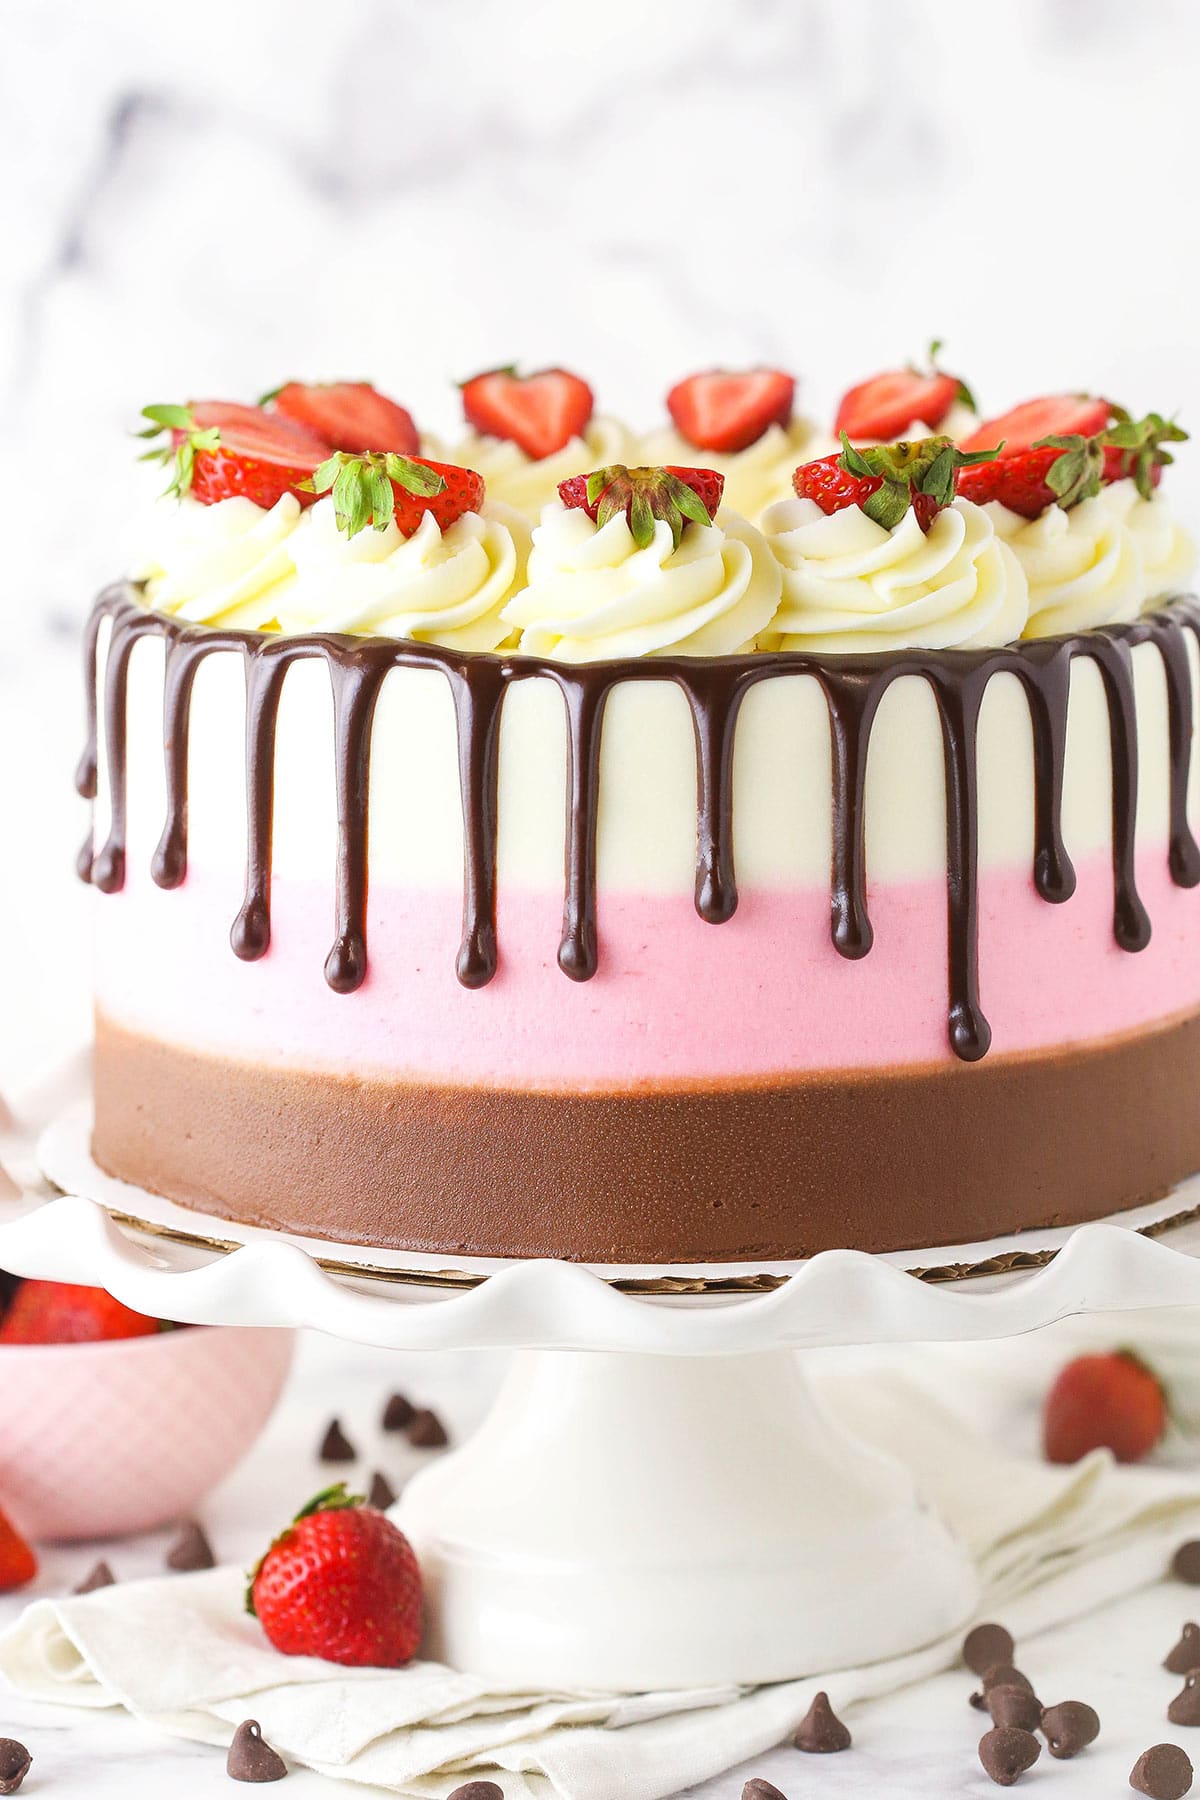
[760,496,1029,653]
[139,494,301,628]
[137,495,528,651]
[985,478,1197,639]
[446,417,635,521]
[501,501,782,660]
[275,497,528,651]
[637,417,833,523]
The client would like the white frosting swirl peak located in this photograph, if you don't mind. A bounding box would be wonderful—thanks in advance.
[276,497,527,652]
[140,494,300,628]
[986,478,1197,640]
[501,501,782,661]
[760,496,1029,653]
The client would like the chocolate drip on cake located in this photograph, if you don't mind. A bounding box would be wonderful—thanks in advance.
[78,586,1200,1063]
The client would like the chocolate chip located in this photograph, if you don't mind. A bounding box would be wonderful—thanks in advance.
[166,1519,215,1571]
[964,1622,1016,1676]
[982,1665,1037,1703]
[0,1741,30,1796]
[970,1689,989,1710]
[1167,1626,1200,1675]
[74,1559,115,1594]
[1131,1744,1194,1799]
[793,1691,851,1753]
[1172,1673,1200,1728]
[319,1418,356,1462]
[446,1785,504,1800]
[1175,1543,1200,1585]
[979,1726,1040,1786]
[1041,1700,1100,1758]
[407,1409,449,1449]
[227,1720,287,1783]
[988,1686,1041,1733]
[368,1470,396,1511]
[382,1393,415,1431]
[742,1783,788,1800]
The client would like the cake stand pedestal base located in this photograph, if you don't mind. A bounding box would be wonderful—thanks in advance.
[396,1346,978,1691]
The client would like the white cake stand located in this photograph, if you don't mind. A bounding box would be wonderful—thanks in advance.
[6,1053,1200,1692]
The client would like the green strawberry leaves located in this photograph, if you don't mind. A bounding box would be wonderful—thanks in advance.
[586,465,715,549]
[137,403,220,499]
[837,432,997,531]
[1104,409,1189,500]
[304,451,446,538]
[1033,433,1106,510]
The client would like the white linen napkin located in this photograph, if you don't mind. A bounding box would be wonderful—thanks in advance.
[4,1321,1200,1800]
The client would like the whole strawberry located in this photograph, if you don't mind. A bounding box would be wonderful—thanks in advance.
[248,1485,422,1668]
[1043,1350,1166,1465]
[0,1280,162,1344]
[0,1505,36,1592]
[794,433,997,533]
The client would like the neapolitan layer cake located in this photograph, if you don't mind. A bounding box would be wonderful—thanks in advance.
[78,361,1200,1262]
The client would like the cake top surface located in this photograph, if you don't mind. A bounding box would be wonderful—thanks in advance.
[131,358,1196,661]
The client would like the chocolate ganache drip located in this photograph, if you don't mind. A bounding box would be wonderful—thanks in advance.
[78,584,1200,1063]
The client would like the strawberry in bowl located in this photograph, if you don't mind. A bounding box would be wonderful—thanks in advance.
[0,1276,294,1541]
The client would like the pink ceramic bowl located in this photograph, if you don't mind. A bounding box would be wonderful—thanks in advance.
[0,1324,295,1540]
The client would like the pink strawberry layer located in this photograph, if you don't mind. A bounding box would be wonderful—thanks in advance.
[94,849,1200,1088]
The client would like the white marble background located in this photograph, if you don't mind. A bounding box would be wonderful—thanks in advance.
[2,0,1200,1072]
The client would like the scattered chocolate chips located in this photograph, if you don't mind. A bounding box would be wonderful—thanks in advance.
[1171,1673,1200,1728]
[319,1418,356,1463]
[964,1622,1016,1676]
[74,1559,115,1594]
[1131,1744,1194,1800]
[368,1471,397,1511]
[446,1785,504,1800]
[0,1741,30,1796]
[979,1726,1041,1786]
[407,1409,449,1449]
[227,1719,287,1783]
[742,1782,788,1800]
[1166,1625,1200,1675]
[988,1686,1041,1733]
[166,1519,215,1571]
[793,1691,851,1753]
[1175,1543,1200,1586]
[1041,1700,1100,1759]
[382,1393,415,1432]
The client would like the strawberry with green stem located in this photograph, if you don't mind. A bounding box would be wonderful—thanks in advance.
[957,411,1188,518]
[794,433,998,533]
[557,464,724,548]
[247,1484,422,1668]
[138,401,329,510]
[304,451,485,538]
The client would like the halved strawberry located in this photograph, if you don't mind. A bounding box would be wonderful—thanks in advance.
[835,343,972,440]
[270,382,419,455]
[308,451,485,538]
[794,434,996,533]
[960,394,1112,454]
[461,365,594,460]
[139,401,329,510]
[558,464,724,548]
[666,368,795,453]
[956,435,1105,518]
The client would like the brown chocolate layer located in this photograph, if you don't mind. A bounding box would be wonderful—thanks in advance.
[93,1010,1200,1263]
